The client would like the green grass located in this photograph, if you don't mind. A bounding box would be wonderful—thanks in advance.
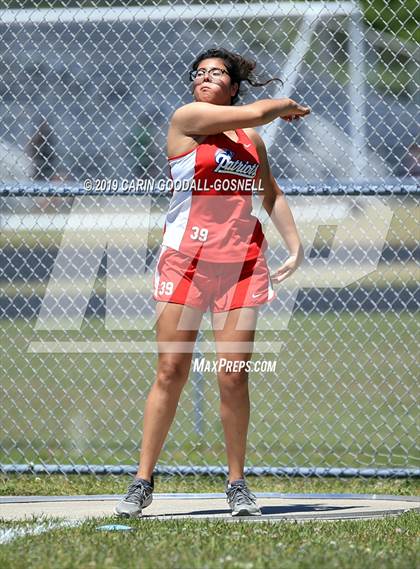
[0,476,419,569]
[0,512,418,569]
[1,473,419,497]
[1,312,418,469]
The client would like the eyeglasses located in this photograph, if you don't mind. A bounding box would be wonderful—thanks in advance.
[189,67,230,82]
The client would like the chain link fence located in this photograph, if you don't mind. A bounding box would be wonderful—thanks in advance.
[0,1,418,478]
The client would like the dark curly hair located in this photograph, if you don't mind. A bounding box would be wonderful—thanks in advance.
[189,47,283,105]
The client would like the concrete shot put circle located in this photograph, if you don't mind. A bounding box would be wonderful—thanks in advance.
[1,492,419,524]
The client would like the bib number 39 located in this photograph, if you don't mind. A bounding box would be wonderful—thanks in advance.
[190,225,208,242]
[157,281,174,296]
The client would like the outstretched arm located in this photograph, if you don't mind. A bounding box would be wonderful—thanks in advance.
[171,98,310,136]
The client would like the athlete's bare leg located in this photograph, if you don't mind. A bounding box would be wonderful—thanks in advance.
[136,302,203,481]
[211,306,259,484]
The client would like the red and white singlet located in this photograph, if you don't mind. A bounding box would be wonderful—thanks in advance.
[162,128,268,263]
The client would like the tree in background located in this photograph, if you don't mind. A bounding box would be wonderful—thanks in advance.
[360,0,419,42]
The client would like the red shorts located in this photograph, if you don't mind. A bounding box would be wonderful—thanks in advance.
[153,245,276,313]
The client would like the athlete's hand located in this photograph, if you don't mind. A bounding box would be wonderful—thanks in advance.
[278,98,311,122]
[270,246,304,284]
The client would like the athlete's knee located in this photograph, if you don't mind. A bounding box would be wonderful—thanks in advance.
[218,368,249,391]
[156,358,190,388]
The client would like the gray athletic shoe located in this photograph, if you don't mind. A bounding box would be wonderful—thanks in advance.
[114,475,154,518]
[225,478,262,516]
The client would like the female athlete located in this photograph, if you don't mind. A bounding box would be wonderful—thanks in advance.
[116,47,310,518]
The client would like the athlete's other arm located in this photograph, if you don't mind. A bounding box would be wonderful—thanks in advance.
[170,99,310,136]
[246,128,304,284]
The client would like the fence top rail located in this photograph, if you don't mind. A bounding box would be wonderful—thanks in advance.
[0,2,360,25]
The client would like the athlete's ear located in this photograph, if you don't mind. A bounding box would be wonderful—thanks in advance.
[231,82,239,98]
